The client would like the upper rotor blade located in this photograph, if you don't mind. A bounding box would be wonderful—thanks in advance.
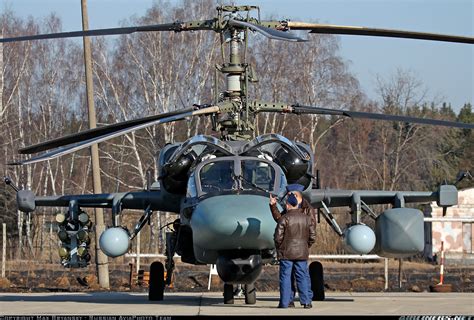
[0,20,215,43]
[19,107,194,154]
[10,106,219,166]
[229,19,307,42]
[291,105,474,129]
[286,22,474,44]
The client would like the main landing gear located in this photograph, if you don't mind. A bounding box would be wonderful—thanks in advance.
[309,261,325,301]
[149,261,165,301]
[148,260,323,303]
[148,258,175,301]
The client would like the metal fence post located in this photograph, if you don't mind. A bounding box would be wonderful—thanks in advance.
[398,258,403,288]
[2,223,6,278]
[137,231,141,275]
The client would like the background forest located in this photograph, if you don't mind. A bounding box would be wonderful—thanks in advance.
[0,0,472,262]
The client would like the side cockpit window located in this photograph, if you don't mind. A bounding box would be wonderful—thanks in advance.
[186,172,198,198]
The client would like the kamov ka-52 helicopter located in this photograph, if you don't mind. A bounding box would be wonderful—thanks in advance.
[2,4,473,305]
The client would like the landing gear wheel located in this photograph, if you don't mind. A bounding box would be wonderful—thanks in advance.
[149,261,165,301]
[309,261,325,301]
[223,283,234,304]
[244,283,256,304]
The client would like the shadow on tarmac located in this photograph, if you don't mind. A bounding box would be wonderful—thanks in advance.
[0,292,355,306]
[0,292,198,305]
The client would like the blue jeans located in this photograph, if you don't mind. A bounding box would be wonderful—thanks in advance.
[290,266,313,301]
[279,260,312,307]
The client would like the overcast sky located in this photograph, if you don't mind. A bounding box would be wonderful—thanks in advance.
[2,0,473,112]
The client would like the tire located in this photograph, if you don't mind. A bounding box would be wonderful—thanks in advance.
[149,261,165,301]
[223,283,234,304]
[309,261,325,301]
[244,283,256,304]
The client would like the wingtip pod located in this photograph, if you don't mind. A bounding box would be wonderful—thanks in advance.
[17,190,36,212]
[437,185,458,207]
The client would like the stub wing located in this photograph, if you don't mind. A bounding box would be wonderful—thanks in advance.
[307,185,458,258]
[308,185,457,209]
[17,188,182,214]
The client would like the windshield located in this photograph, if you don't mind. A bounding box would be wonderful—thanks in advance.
[196,158,283,196]
[200,160,235,193]
[241,160,276,192]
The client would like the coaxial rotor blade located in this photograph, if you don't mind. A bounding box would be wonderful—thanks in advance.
[229,19,307,42]
[285,22,474,44]
[10,106,219,166]
[291,105,474,129]
[0,20,216,43]
[19,107,195,154]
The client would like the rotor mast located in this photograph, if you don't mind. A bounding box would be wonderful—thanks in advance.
[214,5,257,141]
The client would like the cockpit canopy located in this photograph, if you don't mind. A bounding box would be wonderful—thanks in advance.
[186,157,286,198]
[159,134,312,194]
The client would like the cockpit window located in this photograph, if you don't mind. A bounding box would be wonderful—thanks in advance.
[241,160,276,192]
[200,160,235,193]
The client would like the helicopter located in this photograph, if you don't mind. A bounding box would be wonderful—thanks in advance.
[1,4,473,305]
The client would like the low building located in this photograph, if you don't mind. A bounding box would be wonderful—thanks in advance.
[425,188,474,264]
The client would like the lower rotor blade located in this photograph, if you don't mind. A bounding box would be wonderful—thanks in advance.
[10,106,219,166]
[19,107,194,154]
[292,105,474,129]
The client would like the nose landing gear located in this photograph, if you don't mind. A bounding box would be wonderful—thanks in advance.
[223,283,257,304]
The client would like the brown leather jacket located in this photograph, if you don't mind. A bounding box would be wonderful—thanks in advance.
[270,197,315,223]
[273,208,316,260]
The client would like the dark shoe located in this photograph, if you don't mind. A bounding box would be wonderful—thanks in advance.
[277,304,287,308]
[303,303,312,309]
[288,301,295,308]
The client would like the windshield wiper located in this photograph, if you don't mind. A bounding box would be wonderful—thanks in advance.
[239,176,270,193]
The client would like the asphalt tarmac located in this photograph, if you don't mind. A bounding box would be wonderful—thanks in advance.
[0,292,473,316]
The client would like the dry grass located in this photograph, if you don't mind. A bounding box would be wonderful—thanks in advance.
[0,258,472,293]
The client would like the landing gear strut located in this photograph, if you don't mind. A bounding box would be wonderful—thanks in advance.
[148,219,179,301]
[223,284,234,304]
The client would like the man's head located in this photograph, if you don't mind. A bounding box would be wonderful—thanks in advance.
[286,192,300,210]
[286,184,304,208]
[293,191,303,205]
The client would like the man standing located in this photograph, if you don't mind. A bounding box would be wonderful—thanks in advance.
[270,184,316,305]
[274,192,316,308]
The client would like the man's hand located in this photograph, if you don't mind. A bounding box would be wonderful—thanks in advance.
[270,194,277,205]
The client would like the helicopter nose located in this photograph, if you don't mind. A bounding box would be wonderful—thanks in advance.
[191,194,278,250]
